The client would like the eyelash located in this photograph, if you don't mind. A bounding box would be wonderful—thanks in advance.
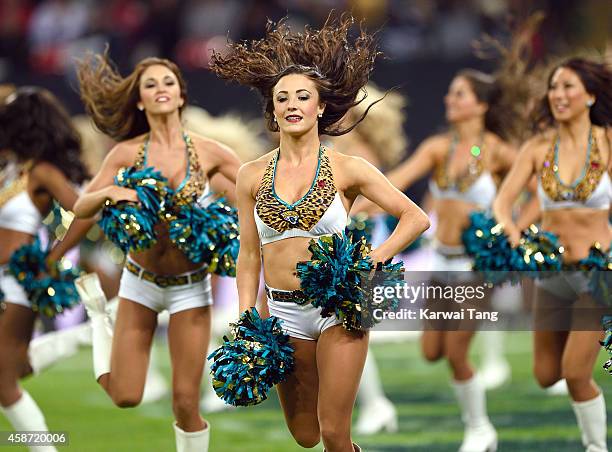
[276,96,310,102]
[145,80,175,88]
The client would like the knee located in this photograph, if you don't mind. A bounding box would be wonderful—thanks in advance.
[320,423,349,449]
[290,430,320,449]
[422,348,444,362]
[112,393,142,408]
[172,389,200,418]
[560,368,590,387]
[533,364,561,389]
[110,385,143,408]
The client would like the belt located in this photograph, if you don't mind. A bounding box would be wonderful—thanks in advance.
[265,286,310,305]
[125,260,208,288]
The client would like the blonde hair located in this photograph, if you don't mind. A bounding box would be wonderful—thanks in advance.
[182,106,265,162]
[72,115,115,175]
[350,84,407,169]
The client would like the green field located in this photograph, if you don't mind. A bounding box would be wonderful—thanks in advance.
[1,332,610,451]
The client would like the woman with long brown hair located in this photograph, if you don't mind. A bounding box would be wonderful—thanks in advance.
[0,87,92,449]
[73,54,241,451]
[211,15,429,452]
[494,57,611,452]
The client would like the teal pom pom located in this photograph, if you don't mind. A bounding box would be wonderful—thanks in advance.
[296,233,404,331]
[99,166,168,253]
[207,307,294,406]
[573,244,611,307]
[167,195,240,276]
[601,316,612,374]
[462,211,563,283]
[8,238,80,317]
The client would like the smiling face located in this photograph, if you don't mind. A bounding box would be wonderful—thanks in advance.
[137,64,184,115]
[272,73,325,136]
[547,66,594,123]
[444,76,487,124]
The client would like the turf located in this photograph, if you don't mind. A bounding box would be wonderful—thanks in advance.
[0,332,610,451]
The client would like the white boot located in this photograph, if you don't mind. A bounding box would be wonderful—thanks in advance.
[354,351,398,435]
[28,323,91,374]
[479,331,510,390]
[546,379,569,396]
[173,421,210,452]
[0,390,57,452]
[452,375,498,452]
[572,392,608,452]
[75,274,112,380]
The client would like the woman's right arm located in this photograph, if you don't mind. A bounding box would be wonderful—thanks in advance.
[493,139,539,246]
[351,135,440,215]
[73,145,138,218]
[235,162,262,313]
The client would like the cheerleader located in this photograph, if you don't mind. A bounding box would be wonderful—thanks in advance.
[494,57,611,452]
[210,15,429,452]
[73,53,241,452]
[0,87,92,451]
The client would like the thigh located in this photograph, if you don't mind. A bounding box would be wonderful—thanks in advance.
[0,304,35,405]
[443,330,476,359]
[421,330,446,361]
[107,298,158,395]
[276,337,319,436]
[167,306,211,394]
[561,329,604,380]
[316,326,368,427]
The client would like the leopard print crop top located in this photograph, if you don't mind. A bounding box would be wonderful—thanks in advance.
[254,146,347,245]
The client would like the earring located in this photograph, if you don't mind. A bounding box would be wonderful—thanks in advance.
[586,99,594,108]
[138,105,144,111]
[273,116,277,122]
[317,113,323,118]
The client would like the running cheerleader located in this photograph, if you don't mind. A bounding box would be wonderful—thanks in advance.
[494,57,611,452]
[209,14,429,452]
[0,87,92,451]
[73,53,241,452]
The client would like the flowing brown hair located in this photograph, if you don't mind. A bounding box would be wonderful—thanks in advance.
[76,51,188,142]
[470,11,546,143]
[210,13,382,136]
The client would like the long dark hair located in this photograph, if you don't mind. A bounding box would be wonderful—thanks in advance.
[77,51,188,141]
[534,57,612,129]
[210,13,381,136]
[0,87,88,184]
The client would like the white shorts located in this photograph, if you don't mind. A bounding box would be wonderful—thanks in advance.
[535,272,590,302]
[266,286,341,341]
[0,265,30,308]
[118,260,213,315]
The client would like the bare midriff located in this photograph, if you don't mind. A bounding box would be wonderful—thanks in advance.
[434,199,480,247]
[541,209,610,263]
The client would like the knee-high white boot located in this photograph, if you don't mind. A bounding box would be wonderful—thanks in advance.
[173,422,210,452]
[0,390,57,452]
[75,274,112,380]
[28,323,91,374]
[452,375,498,452]
[479,331,510,390]
[572,392,608,452]
[354,350,398,435]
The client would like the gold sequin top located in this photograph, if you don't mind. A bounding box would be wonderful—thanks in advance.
[133,133,207,206]
[538,129,610,210]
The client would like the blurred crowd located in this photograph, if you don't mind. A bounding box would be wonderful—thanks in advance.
[0,0,609,80]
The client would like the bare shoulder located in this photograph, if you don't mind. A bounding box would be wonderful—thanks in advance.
[29,161,64,182]
[189,132,235,158]
[326,147,371,173]
[237,149,276,195]
[105,136,144,167]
